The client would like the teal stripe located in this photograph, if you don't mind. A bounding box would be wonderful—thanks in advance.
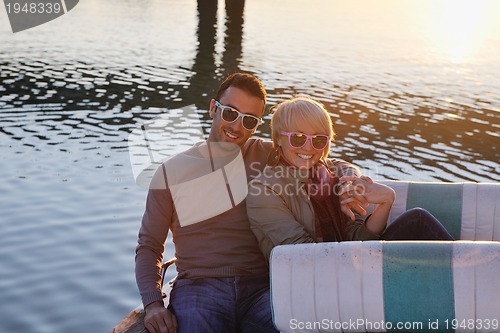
[407,183,463,239]
[383,242,455,332]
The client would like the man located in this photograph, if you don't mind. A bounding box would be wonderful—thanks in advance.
[135,73,363,333]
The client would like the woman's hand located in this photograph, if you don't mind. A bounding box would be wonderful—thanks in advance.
[337,175,373,220]
[338,176,395,235]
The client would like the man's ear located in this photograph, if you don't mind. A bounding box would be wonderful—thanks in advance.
[209,99,216,119]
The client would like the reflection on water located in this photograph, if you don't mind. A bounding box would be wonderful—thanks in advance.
[2,62,498,181]
[1,0,499,332]
[1,0,498,182]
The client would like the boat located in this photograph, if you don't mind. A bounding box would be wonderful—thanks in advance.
[110,181,500,333]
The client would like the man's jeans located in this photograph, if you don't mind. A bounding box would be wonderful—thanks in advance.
[169,274,278,333]
[381,207,454,240]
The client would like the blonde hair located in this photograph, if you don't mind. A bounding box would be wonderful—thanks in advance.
[270,96,335,159]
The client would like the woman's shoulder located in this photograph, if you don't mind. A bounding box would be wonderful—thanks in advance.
[251,164,300,185]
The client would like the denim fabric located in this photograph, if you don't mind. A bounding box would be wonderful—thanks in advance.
[380,207,454,240]
[169,275,278,333]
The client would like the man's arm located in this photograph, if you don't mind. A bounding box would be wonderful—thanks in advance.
[327,158,362,178]
[135,165,177,333]
[135,186,170,307]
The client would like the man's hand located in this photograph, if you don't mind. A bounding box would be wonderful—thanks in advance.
[339,175,395,210]
[144,301,178,333]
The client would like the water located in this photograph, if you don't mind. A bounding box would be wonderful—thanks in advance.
[1,0,499,332]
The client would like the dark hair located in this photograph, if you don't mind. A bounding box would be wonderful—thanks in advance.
[215,72,267,104]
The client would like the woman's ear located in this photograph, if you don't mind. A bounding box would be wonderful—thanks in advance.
[279,138,286,148]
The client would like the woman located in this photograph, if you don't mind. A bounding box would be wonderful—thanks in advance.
[247,96,453,262]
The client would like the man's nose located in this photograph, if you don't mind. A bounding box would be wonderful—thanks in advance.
[229,115,245,132]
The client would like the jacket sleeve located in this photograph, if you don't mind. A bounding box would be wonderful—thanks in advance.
[247,180,315,264]
[135,165,173,308]
[343,212,380,241]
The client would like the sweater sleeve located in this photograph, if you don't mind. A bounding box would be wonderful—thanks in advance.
[326,158,362,177]
[135,165,173,308]
[247,180,315,263]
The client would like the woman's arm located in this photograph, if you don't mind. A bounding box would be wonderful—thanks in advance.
[343,212,379,241]
[247,179,315,263]
[339,176,395,235]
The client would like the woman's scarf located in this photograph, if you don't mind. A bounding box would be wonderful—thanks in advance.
[279,153,348,242]
[307,162,348,242]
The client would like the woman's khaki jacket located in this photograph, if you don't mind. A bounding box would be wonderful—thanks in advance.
[247,159,378,263]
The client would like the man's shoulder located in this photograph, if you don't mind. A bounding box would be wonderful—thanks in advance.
[168,143,202,159]
[242,138,273,177]
[148,143,210,189]
[243,137,272,152]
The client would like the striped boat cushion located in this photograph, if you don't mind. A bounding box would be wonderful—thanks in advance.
[270,241,500,333]
[378,181,500,241]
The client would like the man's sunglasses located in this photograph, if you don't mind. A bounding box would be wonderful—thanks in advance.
[280,131,331,150]
[215,101,264,131]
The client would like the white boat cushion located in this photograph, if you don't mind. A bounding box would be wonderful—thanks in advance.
[378,181,500,241]
[270,241,500,333]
